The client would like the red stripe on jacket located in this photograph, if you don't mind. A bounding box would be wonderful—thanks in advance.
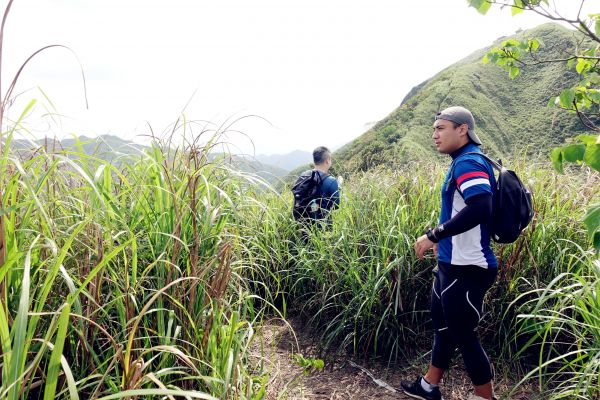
[456,171,489,186]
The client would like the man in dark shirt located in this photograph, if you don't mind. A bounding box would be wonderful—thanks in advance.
[295,146,340,234]
[403,106,497,400]
[311,146,340,214]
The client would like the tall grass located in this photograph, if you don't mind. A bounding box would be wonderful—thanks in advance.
[507,255,599,399]
[238,161,599,398]
[2,126,597,399]
[0,129,271,399]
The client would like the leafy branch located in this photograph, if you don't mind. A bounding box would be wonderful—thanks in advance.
[468,0,600,250]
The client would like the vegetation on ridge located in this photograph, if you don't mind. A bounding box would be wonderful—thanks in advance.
[335,23,586,172]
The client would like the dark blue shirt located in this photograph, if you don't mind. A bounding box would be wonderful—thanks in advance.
[301,170,340,213]
[318,171,340,211]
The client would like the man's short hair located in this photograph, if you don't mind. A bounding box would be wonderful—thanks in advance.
[313,146,331,165]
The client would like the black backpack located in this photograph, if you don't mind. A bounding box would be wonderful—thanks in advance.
[291,170,326,220]
[452,152,534,243]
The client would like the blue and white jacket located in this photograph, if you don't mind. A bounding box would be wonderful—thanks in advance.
[437,144,498,269]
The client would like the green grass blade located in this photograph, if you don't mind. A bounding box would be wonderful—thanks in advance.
[7,236,39,400]
[0,298,11,389]
[96,389,218,400]
[43,302,71,400]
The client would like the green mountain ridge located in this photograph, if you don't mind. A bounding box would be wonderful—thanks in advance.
[8,134,146,161]
[7,134,288,184]
[335,23,587,172]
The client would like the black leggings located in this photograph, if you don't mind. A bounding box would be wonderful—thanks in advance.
[430,262,497,386]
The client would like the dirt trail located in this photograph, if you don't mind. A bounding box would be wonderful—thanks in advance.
[259,317,534,400]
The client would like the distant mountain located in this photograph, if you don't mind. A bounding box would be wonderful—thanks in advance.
[7,134,287,184]
[8,134,146,162]
[335,23,587,172]
[255,150,312,171]
[211,153,288,183]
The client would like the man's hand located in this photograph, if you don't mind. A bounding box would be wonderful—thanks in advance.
[414,234,435,260]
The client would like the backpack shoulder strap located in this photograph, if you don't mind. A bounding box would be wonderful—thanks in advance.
[445,151,501,193]
[314,170,330,184]
[461,152,503,171]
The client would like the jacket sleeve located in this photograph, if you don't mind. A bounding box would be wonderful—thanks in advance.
[433,193,492,241]
[320,177,340,210]
[453,158,493,201]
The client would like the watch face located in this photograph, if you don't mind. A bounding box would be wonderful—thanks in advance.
[427,229,437,242]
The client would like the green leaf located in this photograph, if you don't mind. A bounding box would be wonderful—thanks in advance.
[595,18,600,36]
[575,58,587,74]
[468,0,483,12]
[502,39,520,47]
[0,302,11,387]
[559,89,575,108]
[97,390,217,400]
[482,53,490,64]
[583,203,600,251]
[562,144,585,162]
[529,39,540,51]
[313,359,325,370]
[587,89,600,103]
[479,1,492,14]
[576,134,599,146]
[8,238,39,400]
[583,143,600,172]
[550,147,564,173]
[486,51,497,64]
[44,303,71,400]
[512,1,524,16]
[468,0,492,14]
[509,66,520,79]
[547,96,556,108]
[592,230,600,251]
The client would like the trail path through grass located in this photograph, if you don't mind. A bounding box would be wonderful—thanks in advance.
[261,317,536,400]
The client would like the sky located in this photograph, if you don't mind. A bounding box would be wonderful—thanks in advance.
[2,0,594,156]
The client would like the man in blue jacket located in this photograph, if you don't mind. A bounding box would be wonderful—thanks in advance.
[403,107,497,400]
[294,146,340,223]
[310,146,340,216]
[293,146,340,243]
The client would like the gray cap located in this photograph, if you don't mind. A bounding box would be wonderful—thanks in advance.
[435,106,482,145]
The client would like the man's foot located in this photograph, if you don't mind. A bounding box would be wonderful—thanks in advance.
[400,376,442,400]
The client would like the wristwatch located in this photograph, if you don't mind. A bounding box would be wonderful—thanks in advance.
[426,228,439,243]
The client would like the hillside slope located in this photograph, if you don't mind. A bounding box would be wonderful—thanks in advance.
[335,23,586,171]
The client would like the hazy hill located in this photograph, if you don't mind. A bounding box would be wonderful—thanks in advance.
[335,23,586,172]
[8,135,146,162]
[212,153,288,182]
[255,150,312,172]
[7,135,287,184]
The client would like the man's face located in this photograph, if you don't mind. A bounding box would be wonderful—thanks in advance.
[432,119,467,154]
